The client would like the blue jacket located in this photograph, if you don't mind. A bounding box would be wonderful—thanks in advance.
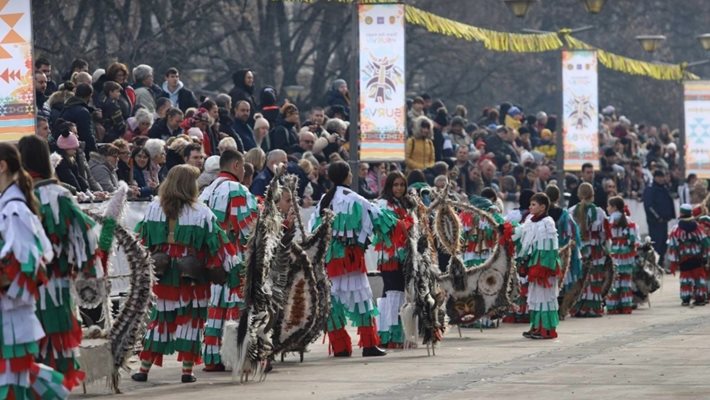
[643,182,675,224]
[250,167,274,197]
[133,167,156,198]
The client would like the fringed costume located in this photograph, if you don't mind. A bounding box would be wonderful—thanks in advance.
[606,212,638,315]
[310,186,398,356]
[34,180,101,390]
[569,202,609,317]
[667,211,710,306]
[199,172,257,369]
[517,214,561,339]
[134,200,237,381]
[0,183,70,399]
[374,198,412,348]
[548,205,583,318]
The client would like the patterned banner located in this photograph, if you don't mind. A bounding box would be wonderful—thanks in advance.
[684,81,710,179]
[358,3,406,161]
[562,50,599,171]
[0,0,34,142]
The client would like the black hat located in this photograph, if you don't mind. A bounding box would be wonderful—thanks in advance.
[653,169,665,178]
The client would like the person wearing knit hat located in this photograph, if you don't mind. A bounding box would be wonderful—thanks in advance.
[187,127,204,141]
[57,130,80,150]
[666,204,710,306]
[54,130,90,193]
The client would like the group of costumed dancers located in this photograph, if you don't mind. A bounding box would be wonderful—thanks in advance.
[3,141,710,395]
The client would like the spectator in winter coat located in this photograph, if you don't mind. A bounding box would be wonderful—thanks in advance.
[266,104,299,153]
[98,81,127,143]
[34,71,48,114]
[88,144,120,192]
[144,138,168,182]
[131,147,158,198]
[643,169,676,266]
[45,83,75,127]
[485,126,520,169]
[252,113,270,150]
[259,86,280,128]
[132,64,166,114]
[125,108,153,142]
[54,130,89,193]
[60,83,97,158]
[161,67,198,112]
[233,100,256,151]
[229,69,257,125]
[149,107,184,140]
[325,78,350,120]
[105,62,135,119]
[251,149,287,197]
[405,116,436,171]
[35,57,58,95]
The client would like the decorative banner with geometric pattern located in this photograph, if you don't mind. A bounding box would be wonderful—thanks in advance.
[684,81,710,179]
[0,0,34,142]
[562,50,599,171]
[359,3,406,161]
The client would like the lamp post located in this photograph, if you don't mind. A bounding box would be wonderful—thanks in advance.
[502,0,536,18]
[697,33,710,51]
[283,85,305,104]
[580,0,607,14]
[635,35,667,53]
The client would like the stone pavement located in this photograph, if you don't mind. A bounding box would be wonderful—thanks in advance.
[77,274,710,400]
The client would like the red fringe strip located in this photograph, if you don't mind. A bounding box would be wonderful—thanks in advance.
[326,246,367,278]
[327,328,352,355]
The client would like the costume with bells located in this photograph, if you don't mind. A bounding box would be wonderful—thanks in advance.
[132,199,237,382]
[606,210,638,314]
[0,183,70,399]
[666,204,710,306]
[310,186,399,356]
[569,201,609,317]
[33,179,102,390]
[516,213,561,339]
[199,172,257,370]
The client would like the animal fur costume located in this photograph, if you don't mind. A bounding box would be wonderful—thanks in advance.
[134,198,238,380]
[309,186,399,356]
[0,183,70,399]
[198,171,257,368]
[667,205,710,305]
[31,179,102,390]
[569,201,609,317]
[606,211,638,314]
[516,213,561,339]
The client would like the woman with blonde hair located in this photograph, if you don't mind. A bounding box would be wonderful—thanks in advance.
[245,147,266,173]
[132,165,237,384]
[569,182,609,317]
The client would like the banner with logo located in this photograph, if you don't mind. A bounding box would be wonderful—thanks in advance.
[0,0,34,142]
[684,81,710,179]
[562,50,599,171]
[358,4,406,161]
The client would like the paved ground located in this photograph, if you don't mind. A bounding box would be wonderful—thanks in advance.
[77,274,710,400]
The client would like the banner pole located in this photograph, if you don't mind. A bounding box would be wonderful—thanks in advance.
[349,0,361,190]
[679,81,687,183]
[557,50,566,207]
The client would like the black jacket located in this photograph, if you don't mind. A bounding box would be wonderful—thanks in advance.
[175,87,198,112]
[325,89,350,120]
[55,156,89,193]
[484,133,519,168]
[218,110,244,152]
[643,182,675,224]
[97,95,126,143]
[61,96,97,157]
[148,118,180,140]
[266,120,298,153]
[233,119,256,151]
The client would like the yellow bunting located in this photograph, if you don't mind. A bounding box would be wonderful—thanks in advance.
[564,36,699,81]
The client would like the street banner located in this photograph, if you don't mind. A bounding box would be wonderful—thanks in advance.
[562,50,599,171]
[358,3,406,161]
[684,80,710,179]
[0,0,34,142]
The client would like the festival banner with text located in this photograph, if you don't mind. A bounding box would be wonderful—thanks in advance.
[0,0,34,142]
[684,81,710,179]
[359,3,406,161]
[562,50,599,171]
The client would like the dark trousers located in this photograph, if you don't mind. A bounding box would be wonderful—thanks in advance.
[647,221,668,265]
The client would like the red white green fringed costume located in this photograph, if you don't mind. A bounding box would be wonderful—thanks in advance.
[506,219,529,324]
[135,200,237,378]
[460,210,499,268]
[311,186,398,355]
[34,182,101,390]
[517,214,561,338]
[606,212,638,314]
[667,218,710,304]
[0,183,70,399]
[374,199,412,348]
[198,173,257,368]
[569,203,609,317]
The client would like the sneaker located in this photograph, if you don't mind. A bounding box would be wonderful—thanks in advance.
[522,330,534,338]
[131,372,148,382]
[362,346,387,357]
[181,374,197,383]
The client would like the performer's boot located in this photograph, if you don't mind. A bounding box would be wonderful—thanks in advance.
[131,357,154,382]
[358,325,386,357]
[328,327,352,357]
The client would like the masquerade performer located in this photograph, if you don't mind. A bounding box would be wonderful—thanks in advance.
[517,193,561,339]
[199,150,257,371]
[667,204,710,306]
[569,183,609,317]
[18,136,101,389]
[605,196,638,315]
[310,161,398,357]
[132,165,237,383]
[0,143,69,399]
[374,171,414,348]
